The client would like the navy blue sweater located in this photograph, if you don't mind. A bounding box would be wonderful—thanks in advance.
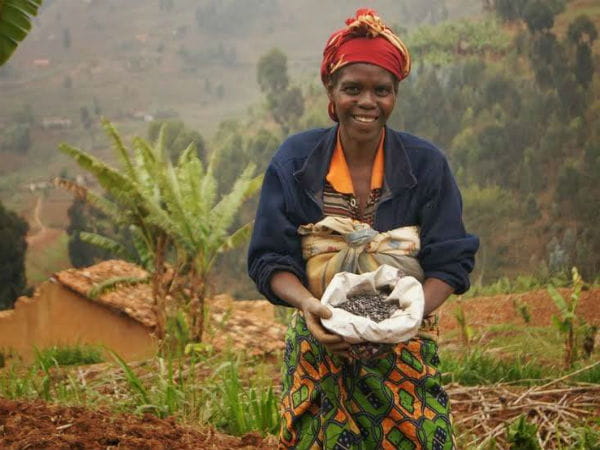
[247,126,479,306]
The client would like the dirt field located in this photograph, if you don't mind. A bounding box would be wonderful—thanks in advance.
[0,398,276,450]
[1,289,599,449]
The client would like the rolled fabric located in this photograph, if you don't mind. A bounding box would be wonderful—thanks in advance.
[298,216,423,298]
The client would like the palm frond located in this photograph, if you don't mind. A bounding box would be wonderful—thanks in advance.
[79,232,132,260]
[175,142,203,216]
[132,136,160,200]
[208,163,257,244]
[141,199,195,252]
[129,225,155,270]
[0,0,42,66]
[54,177,125,223]
[88,275,150,299]
[101,119,139,184]
[149,152,195,244]
[217,221,254,254]
[58,143,140,207]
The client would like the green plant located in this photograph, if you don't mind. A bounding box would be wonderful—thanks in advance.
[506,415,541,450]
[440,349,547,386]
[548,267,584,368]
[567,424,600,450]
[57,120,262,341]
[213,360,279,436]
[513,297,531,323]
[34,344,104,367]
[453,304,474,350]
[0,0,43,66]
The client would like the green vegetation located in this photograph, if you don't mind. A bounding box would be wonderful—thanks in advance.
[0,0,43,66]
[0,200,29,309]
[506,415,541,450]
[57,120,262,340]
[34,344,104,368]
[25,231,68,284]
[548,267,586,368]
[441,349,547,385]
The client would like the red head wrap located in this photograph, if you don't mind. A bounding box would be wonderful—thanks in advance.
[321,8,411,121]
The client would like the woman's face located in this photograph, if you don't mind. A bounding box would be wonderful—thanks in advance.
[327,63,397,144]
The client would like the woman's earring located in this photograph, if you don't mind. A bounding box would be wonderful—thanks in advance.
[328,102,338,122]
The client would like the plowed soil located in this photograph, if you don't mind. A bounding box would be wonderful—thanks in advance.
[0,398,276,450]
[1,288,599,449]
[438,287,600,333]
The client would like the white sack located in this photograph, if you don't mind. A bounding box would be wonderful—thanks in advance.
[320,264,424,344]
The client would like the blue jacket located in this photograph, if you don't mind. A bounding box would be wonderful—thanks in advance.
[247,126,479,306]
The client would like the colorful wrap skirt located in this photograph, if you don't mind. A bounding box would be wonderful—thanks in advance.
[279,313,454,450]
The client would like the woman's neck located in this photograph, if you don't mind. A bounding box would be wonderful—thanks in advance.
[339,128,382,168]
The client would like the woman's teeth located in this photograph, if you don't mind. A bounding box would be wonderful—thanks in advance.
[354,115,376,123]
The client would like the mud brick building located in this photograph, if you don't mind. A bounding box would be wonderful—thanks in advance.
[0,260,158,363]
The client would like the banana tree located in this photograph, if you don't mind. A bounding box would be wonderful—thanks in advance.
[0,0,43,66]
[57,119,262,341]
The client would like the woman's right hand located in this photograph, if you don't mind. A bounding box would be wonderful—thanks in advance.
[269,271,351,356]
[301,297,351,356]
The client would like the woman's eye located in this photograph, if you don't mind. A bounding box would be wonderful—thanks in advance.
[343,86,360,95]
[376,87,391,96]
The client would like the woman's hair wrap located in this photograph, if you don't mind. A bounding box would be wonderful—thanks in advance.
[321,9,411,121]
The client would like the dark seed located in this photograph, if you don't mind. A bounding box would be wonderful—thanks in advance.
[337,293,398,323]
[335,292,399,360]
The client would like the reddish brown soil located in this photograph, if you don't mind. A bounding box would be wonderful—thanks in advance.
[438,287,600,333]
[0,398,277,450]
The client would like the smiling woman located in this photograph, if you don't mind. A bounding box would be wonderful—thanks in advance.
[247,8,479,450]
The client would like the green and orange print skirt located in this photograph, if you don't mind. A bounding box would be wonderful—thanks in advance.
[279,313,454,450]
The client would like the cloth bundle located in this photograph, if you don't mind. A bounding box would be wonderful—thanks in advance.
[298,216,426,347]
[298,216,424,298]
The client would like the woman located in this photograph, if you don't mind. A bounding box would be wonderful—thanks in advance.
[248,9,478,450]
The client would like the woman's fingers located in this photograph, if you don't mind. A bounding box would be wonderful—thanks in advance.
[305,311,343,344]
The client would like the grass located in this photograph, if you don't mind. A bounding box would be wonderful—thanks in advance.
[25,230,70,284]
[440,349,550,385]
[35,344,104,368]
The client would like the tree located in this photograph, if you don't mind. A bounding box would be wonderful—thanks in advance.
[62,27,70,49]
[574,43,593,88]
[0,123,31,153]
[57,120,262,341]
[462,184,518,283]
[268,86,305,134]
[147,119,206,162]
[0,0,43,66]
[523,1,555,33]
[567,15,598,46]
[492,0,529,22]
[66,197,118,268]
[256,48,289,94]
[257,48,305,134]
[0,201,28,310]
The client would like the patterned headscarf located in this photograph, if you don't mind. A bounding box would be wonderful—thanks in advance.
[321,8,411,121]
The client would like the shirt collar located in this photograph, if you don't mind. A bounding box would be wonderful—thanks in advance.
[294,125,416,197]
[325,129,385,194]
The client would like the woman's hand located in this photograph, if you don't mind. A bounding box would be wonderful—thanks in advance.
[301,297,351,356]
[270,271,351,356]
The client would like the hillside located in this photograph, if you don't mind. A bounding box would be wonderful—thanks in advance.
[1,0,599,292]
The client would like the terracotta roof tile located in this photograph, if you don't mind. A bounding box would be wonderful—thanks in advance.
[53,260,157,329]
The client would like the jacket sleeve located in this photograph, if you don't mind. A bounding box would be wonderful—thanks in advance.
[417,155,479,294]
[247,163,307,306]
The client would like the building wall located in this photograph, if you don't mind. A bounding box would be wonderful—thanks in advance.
[0,281,157,363]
